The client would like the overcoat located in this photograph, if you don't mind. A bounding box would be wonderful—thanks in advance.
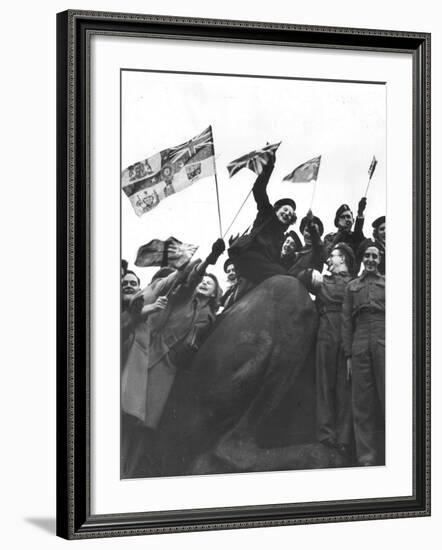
[121,262,215,429]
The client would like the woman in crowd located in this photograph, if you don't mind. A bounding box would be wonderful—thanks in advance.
[121,239,224,477]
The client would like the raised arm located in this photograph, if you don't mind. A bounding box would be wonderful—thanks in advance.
[252,156,275,212]
[354,197,367,242]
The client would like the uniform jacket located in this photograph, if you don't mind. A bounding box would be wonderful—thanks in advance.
[341,270,385,357]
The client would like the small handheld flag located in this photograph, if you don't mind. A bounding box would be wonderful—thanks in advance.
[283,155,321,183]
[135,237,198,269]
[227,142,281,178]
[365,155,378,197]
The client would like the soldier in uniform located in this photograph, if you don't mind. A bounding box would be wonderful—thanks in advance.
[298,243,354,455]
[342,239,385,466]
[372,216,386,275]
[323,198,367,274]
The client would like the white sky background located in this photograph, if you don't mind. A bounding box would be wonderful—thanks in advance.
[122,70,386,288]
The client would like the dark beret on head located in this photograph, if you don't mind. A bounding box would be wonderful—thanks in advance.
[273,198,296,212]
[372,215,386,229]
[300,215,324,236]
[334,204,353,227]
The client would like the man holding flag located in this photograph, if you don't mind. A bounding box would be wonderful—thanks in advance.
[323,156,378,275]
[323,199,367,275]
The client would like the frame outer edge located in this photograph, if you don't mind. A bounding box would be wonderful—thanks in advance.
[56,10,431,538]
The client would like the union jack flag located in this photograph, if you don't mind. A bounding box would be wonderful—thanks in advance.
[227,142,281,178]
[166,126,214,165]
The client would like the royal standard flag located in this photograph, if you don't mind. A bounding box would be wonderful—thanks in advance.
[227,142,281,178]
[283,155,321,183]
[122,126,215,216]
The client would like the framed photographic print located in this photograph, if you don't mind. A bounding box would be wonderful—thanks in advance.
[56,10,430,539]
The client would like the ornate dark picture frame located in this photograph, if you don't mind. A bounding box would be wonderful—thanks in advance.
[56,10,430,539]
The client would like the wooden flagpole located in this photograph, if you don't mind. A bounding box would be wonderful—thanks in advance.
[210,126,223,238]
[309,179,318,211]
[222,187,253,240]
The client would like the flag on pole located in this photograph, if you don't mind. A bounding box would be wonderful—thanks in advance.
[135,237,198,269]
[122,126,215,216]
[368,155,378,179]
[283,155,321,183]
[227,142,281,178]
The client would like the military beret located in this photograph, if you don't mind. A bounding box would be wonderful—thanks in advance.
[273,198,297,212]
[334,203,353,227]
[300,215,324,236]
[372,215,386,229]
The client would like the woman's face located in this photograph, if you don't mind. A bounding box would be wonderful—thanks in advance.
[276,204,296,225]
[196,276,217,298]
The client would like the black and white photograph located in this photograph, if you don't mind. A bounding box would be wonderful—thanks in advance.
[120,68,387,479]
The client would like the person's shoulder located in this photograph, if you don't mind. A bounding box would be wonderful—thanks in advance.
[346,276,364,291]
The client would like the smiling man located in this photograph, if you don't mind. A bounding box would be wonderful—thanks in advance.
[121,270,141,311]
[342,239,385,466]
[323,199,367,274]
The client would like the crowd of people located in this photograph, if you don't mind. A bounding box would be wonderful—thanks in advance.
[121,151,386,477]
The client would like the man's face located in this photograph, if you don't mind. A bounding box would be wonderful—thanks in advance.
[337,210,354,232]
[276,205,296,225]
[281,235,297,257]
[122,273,140,295]
[362,246,380,273]
[377,222,386,243]
[327,250,344,273]
[225,263,237,283]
